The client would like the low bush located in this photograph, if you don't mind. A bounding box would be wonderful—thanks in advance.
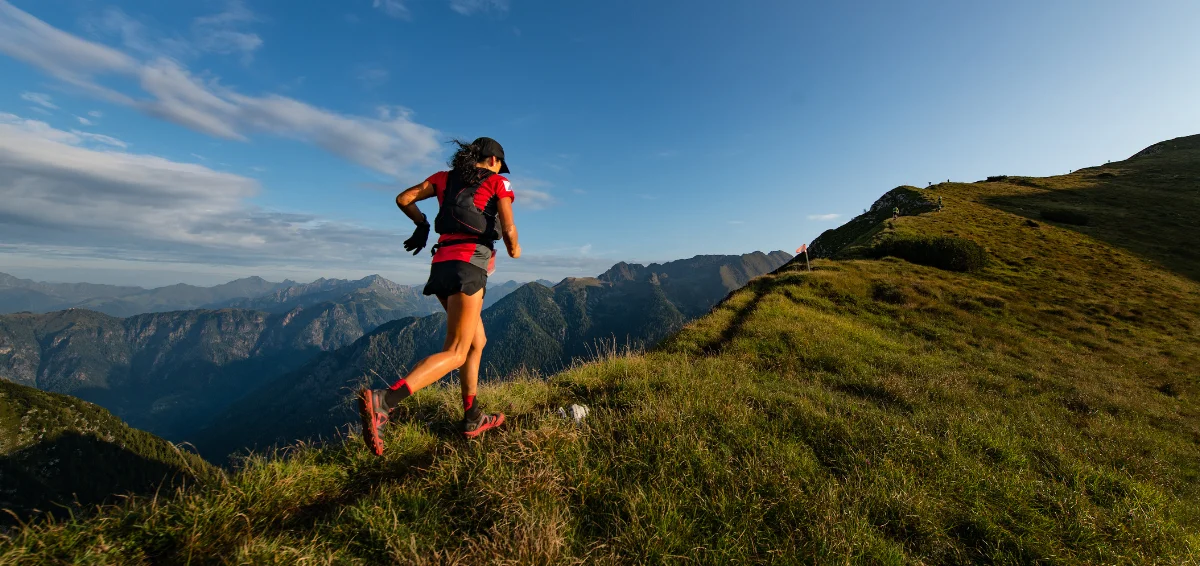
[1040,208,1091,226]
[870,281,908,305]
[870,235,990,272]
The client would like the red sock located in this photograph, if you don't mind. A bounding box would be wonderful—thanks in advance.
[463,394,475,411]
[383,380,412,410]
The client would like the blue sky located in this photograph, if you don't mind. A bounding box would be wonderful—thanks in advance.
[1,0,1198,287]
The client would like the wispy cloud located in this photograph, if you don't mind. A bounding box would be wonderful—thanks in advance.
[192,0,263,63]
[87,110,103,118]
[807,213,841,221]
[75,115,92,125]
[507,176,561,210]
[357,65,390,87]
[0,112,421,273]
[449,0,510,15]
[91,1,263,64]
[0,1,441,178]
[20,92,56,109]
[373,0,411,19]
[580,244,592,255]
[70,129,127,148]
[519,189,557,209]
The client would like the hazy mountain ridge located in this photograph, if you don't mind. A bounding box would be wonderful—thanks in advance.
[0,274,293,317]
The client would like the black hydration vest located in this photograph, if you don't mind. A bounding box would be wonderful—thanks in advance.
[434,172,501,244]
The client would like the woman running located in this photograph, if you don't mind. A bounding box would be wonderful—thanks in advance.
[358,137,520,455]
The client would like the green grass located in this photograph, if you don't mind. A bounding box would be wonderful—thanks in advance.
[2,139,1199,564]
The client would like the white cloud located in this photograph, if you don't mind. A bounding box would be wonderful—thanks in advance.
[29,106,52,116]
[373,0,411,19]
[192,0,262,63]
[88,2,261,63]
[71,130,127,148]
[0,1,441,178]
[518,188,556,209]
[507,176,559,210]
[0,113,423,273]
[89,7,188,60]
[449,0,510,15]
[75,115,93,126]
[88,110,103,118]
[807,213,841,221]
[357,66,390,87]
[20,91,57,109]
[580,244,592,255]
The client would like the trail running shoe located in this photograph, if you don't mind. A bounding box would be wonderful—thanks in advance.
[463,412,506,439]
[357,388,389,456]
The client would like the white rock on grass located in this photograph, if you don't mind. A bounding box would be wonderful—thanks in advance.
[557,404,590,425]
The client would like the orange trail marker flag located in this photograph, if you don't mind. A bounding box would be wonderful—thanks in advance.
[797,244,811,271]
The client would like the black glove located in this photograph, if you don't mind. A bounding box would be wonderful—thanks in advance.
[404,221,430,255]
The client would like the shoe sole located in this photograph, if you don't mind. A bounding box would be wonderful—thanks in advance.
[357,390,385,456]
[464,413,505,439]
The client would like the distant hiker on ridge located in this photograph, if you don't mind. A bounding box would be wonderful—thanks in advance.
[357,137,520,456]
[893,206,900,220]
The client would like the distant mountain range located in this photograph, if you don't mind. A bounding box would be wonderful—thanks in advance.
[0,273,292,317]
[0,274,530,442]
[0,271,547,318]
[194,251,791,460]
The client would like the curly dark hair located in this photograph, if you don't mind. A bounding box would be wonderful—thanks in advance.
[447,139,495,188]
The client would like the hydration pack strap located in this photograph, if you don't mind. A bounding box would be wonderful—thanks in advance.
[430,238,495,256]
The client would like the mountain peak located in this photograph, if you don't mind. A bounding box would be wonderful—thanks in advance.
[598,262,646,283]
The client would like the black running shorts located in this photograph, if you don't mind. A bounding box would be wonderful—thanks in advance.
[423,260,487,300]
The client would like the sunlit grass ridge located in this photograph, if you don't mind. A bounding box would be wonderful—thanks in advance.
[2,136,1198,564]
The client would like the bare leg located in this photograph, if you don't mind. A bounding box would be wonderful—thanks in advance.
[459,317,486,406]
[434,296,487,405]
[399,288,485,394]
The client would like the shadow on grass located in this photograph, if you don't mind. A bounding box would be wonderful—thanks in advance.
[0,432,207,526]
[984,168,1200,283]
[280,448,437,533]
[699,284,768,356]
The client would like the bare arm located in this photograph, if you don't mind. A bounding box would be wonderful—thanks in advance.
[497,197,520,258]
[395,181,437,225]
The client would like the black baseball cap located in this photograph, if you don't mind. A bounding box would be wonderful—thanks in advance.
[472,136,510,174]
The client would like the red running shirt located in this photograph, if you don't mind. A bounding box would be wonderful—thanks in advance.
[425,171,515,274]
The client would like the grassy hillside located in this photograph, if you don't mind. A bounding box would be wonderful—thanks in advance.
[0,380,220,526]
[1,138,1198,563]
